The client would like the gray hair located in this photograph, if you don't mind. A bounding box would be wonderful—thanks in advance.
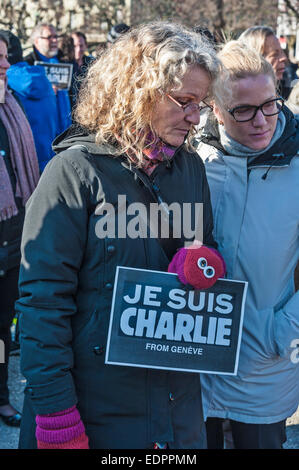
[30,23,56,44]
[136,21,221,94]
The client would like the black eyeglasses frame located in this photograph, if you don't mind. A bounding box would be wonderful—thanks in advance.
[39,35,58,41]
[227,96,284,122]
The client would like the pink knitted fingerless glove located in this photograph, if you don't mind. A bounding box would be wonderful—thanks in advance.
[36,405,89,449]
[168,244,226,290]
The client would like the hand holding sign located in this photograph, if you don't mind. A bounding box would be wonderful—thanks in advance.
[168,244,226,290]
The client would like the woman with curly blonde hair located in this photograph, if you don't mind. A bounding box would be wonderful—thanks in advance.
[74,21,219,165]
[17,21,223,449]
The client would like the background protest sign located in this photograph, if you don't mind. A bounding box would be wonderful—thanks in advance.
[105,266,247,375]
[34,61,73,90]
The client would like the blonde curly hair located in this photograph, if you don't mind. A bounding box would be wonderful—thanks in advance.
[74,21,221,165]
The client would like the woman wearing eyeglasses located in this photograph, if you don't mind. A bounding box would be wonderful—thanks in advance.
[197,41,299,449]
[16,22,224,449]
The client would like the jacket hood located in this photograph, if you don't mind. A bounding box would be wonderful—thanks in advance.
[7,62,55,99]
[199,106,299,167]
[52,125,186,167]
[52,124,120,156]
[0,29,23,64]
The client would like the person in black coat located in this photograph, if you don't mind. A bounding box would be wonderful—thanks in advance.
[70,32,94,110]
[16,22,223,449]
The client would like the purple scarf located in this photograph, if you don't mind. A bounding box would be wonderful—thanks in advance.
[142,133,176,175]
[0,82,40,221]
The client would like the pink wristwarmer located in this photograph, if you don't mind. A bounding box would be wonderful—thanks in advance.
[36,406,89,449]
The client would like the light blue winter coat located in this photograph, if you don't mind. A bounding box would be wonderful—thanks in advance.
[197,108,299,424]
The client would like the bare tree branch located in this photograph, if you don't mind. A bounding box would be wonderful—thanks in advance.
[282,0,299,20]
[0,0,284,44]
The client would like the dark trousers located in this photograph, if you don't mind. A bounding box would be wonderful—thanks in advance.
[0,266,19,406]
[206,417,287,449]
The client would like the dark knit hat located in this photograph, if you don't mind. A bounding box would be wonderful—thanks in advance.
[107,23,130,43]
[0,29,23,64]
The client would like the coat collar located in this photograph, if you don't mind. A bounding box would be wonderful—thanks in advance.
[199,107,299,168]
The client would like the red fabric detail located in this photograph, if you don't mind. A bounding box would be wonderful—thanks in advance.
[37,432,89,449]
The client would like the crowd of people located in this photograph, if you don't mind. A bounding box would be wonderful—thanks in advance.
[0,17,298,450]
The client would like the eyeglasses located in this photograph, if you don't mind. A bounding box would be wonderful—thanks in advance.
[39,35,58,41]
[166,94,213,114]
[227,97,284,122]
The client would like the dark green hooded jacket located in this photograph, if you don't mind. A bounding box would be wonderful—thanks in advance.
[16,128,216,449]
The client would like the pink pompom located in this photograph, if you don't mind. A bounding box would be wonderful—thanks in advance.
[168,245,226,290]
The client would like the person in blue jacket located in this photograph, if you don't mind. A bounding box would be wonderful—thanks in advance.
[0,29,62,172]
[24,24,71,134]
